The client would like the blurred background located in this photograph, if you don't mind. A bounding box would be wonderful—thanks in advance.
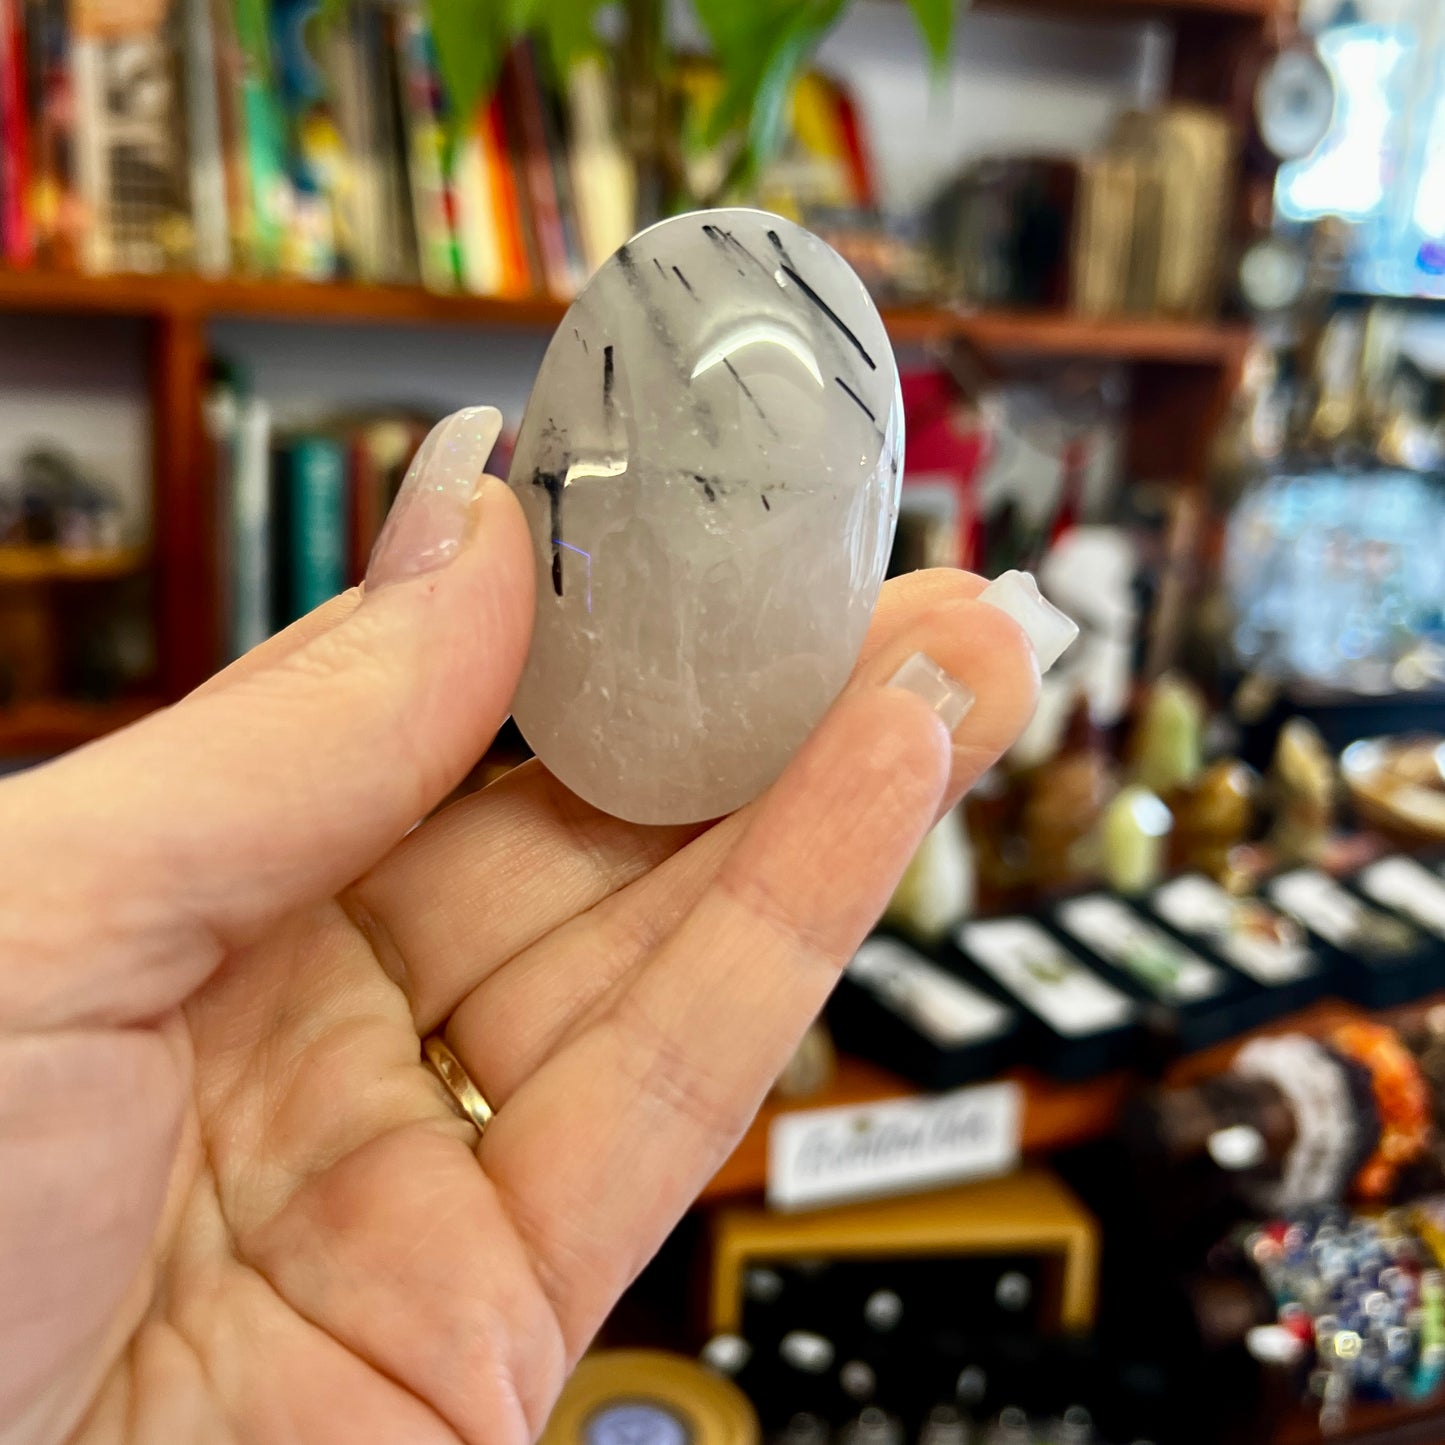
[9,0,1445,1440]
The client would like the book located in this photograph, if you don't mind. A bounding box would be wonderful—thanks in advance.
[0,0,34,264]
[451,105,503,296]
[233,0,288,274]
[565,54,634,279]
[69,0,193,274]
[534,45,586,294]
[320,4,383,281]
[209,0,252,271]
[503,42,570,297]
[23,0,77,268]
[279,432,347,619]
[368,1,417,284]
[183,0,228,275]
[395,5,458,292]
[269,0,341,279]
[482,90,532,295]
[346,413,427,584]
[228,392,273,656]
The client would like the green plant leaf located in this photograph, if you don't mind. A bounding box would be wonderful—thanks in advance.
[427,0,504,127]
[693,0,844,179]
[903,0,955,66]
[234,0,274,81]
[531,0,608,71]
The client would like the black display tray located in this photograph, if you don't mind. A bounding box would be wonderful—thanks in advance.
[1266,866,1439,1010]
[1141,873,1333,1027]
[943,916,1143,1081]
[1040,892,1260,1057]
[828,933,1025,1092]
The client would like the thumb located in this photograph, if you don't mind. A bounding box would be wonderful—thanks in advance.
[0,407,535,1030]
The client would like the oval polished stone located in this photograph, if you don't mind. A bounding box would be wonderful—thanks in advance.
[506,208,903,825]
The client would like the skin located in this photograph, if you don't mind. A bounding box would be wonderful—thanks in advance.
[0,475,1038,1445]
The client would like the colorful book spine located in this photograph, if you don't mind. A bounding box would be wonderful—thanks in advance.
[25,0,75,268]
[504,43,569,298]
[234,0,288,274]
[396,6,458,292]
[230,394,274,656]
[185,0,230,276]
[452,111,503,297]
[0,0,34,264]
[285,433,347,616]
[210,0,253,271]
[535,47,586,294]
[484,92,532,296]
[565,55,634,279]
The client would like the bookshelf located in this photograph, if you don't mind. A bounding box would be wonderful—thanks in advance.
[696,997,1404,1204]
[0,695,160,752]
[0,545,146,582]
[0,269,1249,362]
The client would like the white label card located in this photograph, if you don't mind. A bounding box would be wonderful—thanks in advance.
[1268,869,1371,948]
[956,918,1137,1037]
[1358,857,1445,939]
[847,937,1015,1046]
[1153,875,1317,985]
[1056,894,1225,1002]
[767,1081,1022,1211]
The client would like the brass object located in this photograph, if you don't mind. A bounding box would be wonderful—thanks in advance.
[1173,758,1259,885]
[539,1351,759,1445]
[1266,718,1336,865]
[421,1035,495,1137]
[1341,735,1445,845]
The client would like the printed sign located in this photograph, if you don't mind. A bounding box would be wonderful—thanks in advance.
[768,1081,1022,1211]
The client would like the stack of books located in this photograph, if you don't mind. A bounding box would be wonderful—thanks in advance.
[205,369,510,657]
[0,0,636,295]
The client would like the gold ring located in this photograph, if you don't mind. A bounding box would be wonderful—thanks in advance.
[421,1035,495,1137]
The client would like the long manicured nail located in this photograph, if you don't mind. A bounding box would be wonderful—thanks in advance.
[365,406,503,590]
[888,652,976,733]
[977,570,1079,672]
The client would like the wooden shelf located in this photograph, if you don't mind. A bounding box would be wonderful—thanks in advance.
[0,545,146,582]
[0,268,1248,365]
[698,1055,1131,1204]
[698,995,1395,1205]
[0,696,160,754]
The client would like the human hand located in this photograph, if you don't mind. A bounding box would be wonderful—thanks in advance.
[0,407,1041,1445]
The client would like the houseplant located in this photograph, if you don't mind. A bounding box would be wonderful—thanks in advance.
[424,0,960,210]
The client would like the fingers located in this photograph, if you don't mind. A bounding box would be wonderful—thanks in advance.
[350,566,1002,1034]
[446,585,1039,1106]
[480,682,955,1343]
[0,409,534,1032]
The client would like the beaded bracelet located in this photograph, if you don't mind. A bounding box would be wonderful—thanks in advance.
[1330,1022,1433,1201]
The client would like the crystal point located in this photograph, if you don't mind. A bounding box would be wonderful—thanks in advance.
[506,209,903,824]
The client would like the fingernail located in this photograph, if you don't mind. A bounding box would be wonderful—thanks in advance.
[365,407,503,590]
[888,652,976,733]
[977,570,1079,672]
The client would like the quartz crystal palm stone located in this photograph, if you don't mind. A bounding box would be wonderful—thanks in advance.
[506,208,904,825]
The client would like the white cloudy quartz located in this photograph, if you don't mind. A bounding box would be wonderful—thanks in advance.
[506,208,903,825]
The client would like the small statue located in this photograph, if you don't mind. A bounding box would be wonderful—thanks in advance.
[1022,695,1117,894]
[884,805,974,942]
[1130,671,1205,801]
[1267,718,1336,865]
[1100,784,1173,896]
[1173,758,1259,885]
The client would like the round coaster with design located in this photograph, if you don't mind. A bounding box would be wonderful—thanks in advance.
[540,1350,760,1445]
